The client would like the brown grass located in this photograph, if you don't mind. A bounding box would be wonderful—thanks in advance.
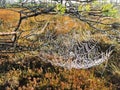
[0,8,120,90]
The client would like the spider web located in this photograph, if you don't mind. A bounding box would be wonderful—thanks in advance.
[39,30,113,69]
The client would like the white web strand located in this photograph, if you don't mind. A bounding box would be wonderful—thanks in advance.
[39,31,113,69]
[46,42,112,69]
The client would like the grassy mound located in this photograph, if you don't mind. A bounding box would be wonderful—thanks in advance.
[0,9,120,90]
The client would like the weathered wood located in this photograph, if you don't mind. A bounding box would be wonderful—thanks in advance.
[0,32,16,36]
[0,31,17,53]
